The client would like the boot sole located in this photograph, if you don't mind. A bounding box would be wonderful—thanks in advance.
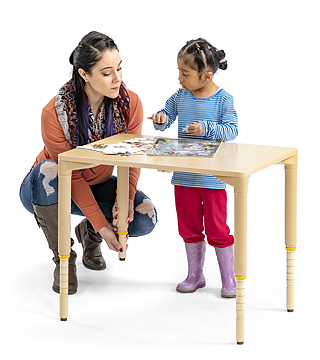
[81,261,106,271]
[176,282,206,293]
[221,292,236,298]
[75,225,107,271]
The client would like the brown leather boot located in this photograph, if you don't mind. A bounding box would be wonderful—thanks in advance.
[33,203,78,295]
[75,218,106,270]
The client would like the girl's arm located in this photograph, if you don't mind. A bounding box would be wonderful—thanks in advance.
[200,94,238,141]
[149,91,180,131]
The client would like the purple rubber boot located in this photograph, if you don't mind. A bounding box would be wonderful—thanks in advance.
[215,245,236,298]
[176,242,206,293]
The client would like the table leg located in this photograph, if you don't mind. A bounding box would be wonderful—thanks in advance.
[117,166,129,261]
[234,177,249,345]
[284,157,297,312]
[58,161,72,321]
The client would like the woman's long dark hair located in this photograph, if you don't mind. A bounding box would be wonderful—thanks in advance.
[69,31,119,146]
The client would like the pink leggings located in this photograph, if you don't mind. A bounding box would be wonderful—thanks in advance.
[174,186,234,248]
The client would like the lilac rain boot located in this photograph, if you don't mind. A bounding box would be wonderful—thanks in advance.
[215,245,236,298]
[176,242,206,293]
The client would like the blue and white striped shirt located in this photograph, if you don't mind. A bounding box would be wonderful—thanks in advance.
[154,88,238,189]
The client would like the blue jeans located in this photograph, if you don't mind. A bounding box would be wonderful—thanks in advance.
[20,160,157,236]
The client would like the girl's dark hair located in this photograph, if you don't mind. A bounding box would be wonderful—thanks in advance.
[178,38,227,76]
[69,31,119,146]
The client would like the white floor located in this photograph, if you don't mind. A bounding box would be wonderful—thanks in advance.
[4,166,318,359]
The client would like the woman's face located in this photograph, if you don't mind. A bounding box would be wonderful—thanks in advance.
[80,49,122,99]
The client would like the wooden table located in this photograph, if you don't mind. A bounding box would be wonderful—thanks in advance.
[58,134,297,345]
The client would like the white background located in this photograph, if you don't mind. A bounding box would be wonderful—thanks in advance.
[1,0,319,358]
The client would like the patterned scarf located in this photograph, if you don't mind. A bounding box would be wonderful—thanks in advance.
[55,79,130,148]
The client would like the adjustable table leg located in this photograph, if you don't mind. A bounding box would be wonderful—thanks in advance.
[284,156,297,312]
[117,166,129,261]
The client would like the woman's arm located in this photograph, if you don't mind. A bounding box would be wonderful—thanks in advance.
[126,90,142,201]
[41,98,110,232]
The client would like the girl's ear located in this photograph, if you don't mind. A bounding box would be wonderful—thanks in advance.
[204,71,213,82]
[78,68,88,82]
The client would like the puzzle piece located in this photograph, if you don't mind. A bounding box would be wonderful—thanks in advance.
[182,125,190,133]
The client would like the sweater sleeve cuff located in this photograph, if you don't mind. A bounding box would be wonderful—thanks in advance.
[153,122,167,131]
[200,121,208,136]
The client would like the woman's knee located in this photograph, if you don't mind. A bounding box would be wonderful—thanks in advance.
[20,160,59,210]
[36,161,59,196]
[130,193,157,236]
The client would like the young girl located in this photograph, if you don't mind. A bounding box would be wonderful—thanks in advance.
[149,38,238,297]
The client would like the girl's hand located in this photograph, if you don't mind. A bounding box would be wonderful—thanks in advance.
[147,113,167,125]
[188,123,203,136]
[99,225,123,252]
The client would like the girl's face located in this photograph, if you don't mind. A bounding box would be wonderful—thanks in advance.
[177,58,206,92]
[177,57,214,97]
[80,49,122,99]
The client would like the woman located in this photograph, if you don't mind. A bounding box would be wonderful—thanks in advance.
[20,31,157,295]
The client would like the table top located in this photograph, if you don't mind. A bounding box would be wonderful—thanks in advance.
[58,134,297,177]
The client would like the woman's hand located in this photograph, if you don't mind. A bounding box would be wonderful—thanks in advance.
[188,122,203,136]
[148,113,167,125]
[99,224,123,252]
[112,199,134,226]
[111,199,133,250]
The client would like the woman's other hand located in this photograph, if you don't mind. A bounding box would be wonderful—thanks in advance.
[99,225,123,252]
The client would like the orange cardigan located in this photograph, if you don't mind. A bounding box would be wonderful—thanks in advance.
[34,89,143,232]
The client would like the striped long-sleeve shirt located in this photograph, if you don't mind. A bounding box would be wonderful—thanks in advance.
[154,87,238,189]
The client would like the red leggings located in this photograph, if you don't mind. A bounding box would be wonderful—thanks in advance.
[174,186,234,248]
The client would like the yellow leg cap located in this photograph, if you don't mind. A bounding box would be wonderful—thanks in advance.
[235,275,247,280]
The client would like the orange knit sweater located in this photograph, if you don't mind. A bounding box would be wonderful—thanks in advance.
[34,89,143,232]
